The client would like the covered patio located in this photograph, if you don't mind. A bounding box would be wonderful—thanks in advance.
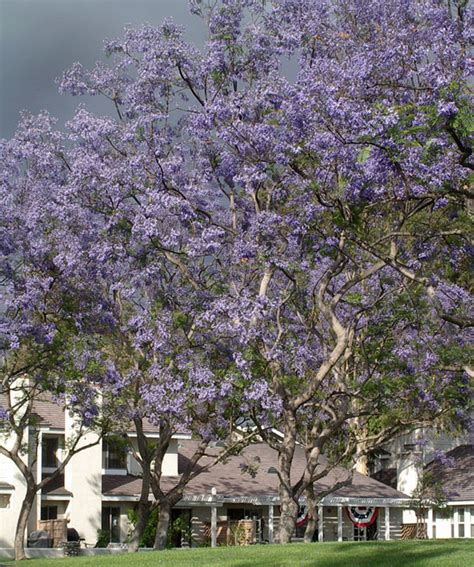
[102,441,411,546]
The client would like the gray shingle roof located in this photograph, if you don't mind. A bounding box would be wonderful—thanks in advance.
[425,444,474,502]
[1,394,189,436]
[371,468,397,489]
[42,475,73,497]
[103,441,409,502]
[31,398,65,429]
[0,393,65,429]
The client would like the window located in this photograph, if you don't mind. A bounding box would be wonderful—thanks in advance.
[42,437,59,469]
[459,508,465,538]
[102,439,127,470]
[0,495,10,509]
[41,506,58,520]
[101,506,120,543]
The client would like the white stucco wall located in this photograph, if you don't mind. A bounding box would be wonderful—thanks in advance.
[162,439,179,476]
[63,414,102,545]
[127,438,178,477]
[0,449,27,547]
[0,425,33,548]
[397,451,421,496]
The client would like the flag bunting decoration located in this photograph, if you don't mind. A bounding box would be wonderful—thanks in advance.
[346,506,379,528]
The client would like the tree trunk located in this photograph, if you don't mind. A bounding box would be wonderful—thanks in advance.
[415,513,426,539]
[354,452,369,476]
[353,419,369,475]
[277,408,299,544]
[304,514,317,544]
[14,487,36,561]
[303,485,317,543]
[153,500,172,550]
[128,465,152,552]
[128,499,152,552]
[278,487,298,544]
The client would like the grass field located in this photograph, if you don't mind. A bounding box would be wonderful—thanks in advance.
[3,540,474,567]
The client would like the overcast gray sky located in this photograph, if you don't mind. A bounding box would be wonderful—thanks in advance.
[0,0,205,139]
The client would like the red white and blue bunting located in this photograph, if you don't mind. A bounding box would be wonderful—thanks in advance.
[276,505,314,527]
[345,506,379,528]
[296,506,309,527]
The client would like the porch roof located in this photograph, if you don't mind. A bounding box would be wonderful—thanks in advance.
[102,441,410,506]
[41,475,73,497]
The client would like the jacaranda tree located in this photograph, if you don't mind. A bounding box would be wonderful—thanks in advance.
[0,113,119,560]
[1,0,472,549]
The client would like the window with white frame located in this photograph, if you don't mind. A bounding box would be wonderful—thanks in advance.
[459,508,465,538]
[42,436,60,469]
[102,438,128,471]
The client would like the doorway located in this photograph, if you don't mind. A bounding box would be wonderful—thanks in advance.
[101,506,121,543]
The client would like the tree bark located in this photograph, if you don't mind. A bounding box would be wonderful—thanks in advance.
[353,416,369,475]
[128,499,152,552]
[14,486,36,561]
[354,452,369,476]
[278,487,298,544]
[128,465,152,552]
[153,500,172,550]
[277,407,299,544]
[303,485,317,543]
[415,512,427,539]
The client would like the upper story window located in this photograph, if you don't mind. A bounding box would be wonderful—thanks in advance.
[102,438,128,471]
[42,437,59,469]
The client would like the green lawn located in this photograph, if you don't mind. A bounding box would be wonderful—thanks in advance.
[3,540,474,567]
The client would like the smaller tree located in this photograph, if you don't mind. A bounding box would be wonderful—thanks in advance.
[0,113,114,560]
[410,469,448,539]
[0,373,108,560]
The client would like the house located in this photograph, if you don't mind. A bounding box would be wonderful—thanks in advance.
[1,397,413,551]
[371,429,474,540]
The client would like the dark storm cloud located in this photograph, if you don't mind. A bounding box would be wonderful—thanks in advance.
[0,0,205,138]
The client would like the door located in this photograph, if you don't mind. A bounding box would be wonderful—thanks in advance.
[101,506,121,543]
[170,509,192,547]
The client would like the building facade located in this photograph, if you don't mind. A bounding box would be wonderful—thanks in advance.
[372,429,474,540]
[4,399,471,550]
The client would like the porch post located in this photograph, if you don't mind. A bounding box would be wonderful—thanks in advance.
[268,504,274,543]
[427,508,434,539]
[337,505,343,541]
[465,508,471,539]
[384,507,390,541]
[318,505,324,542]
[454,508,459,539]
[211,487,217,548]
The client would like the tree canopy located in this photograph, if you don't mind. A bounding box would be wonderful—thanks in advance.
[1,0,472,553]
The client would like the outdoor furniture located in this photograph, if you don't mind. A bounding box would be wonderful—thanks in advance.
[60,541,81,557]
[27,530,52,548]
